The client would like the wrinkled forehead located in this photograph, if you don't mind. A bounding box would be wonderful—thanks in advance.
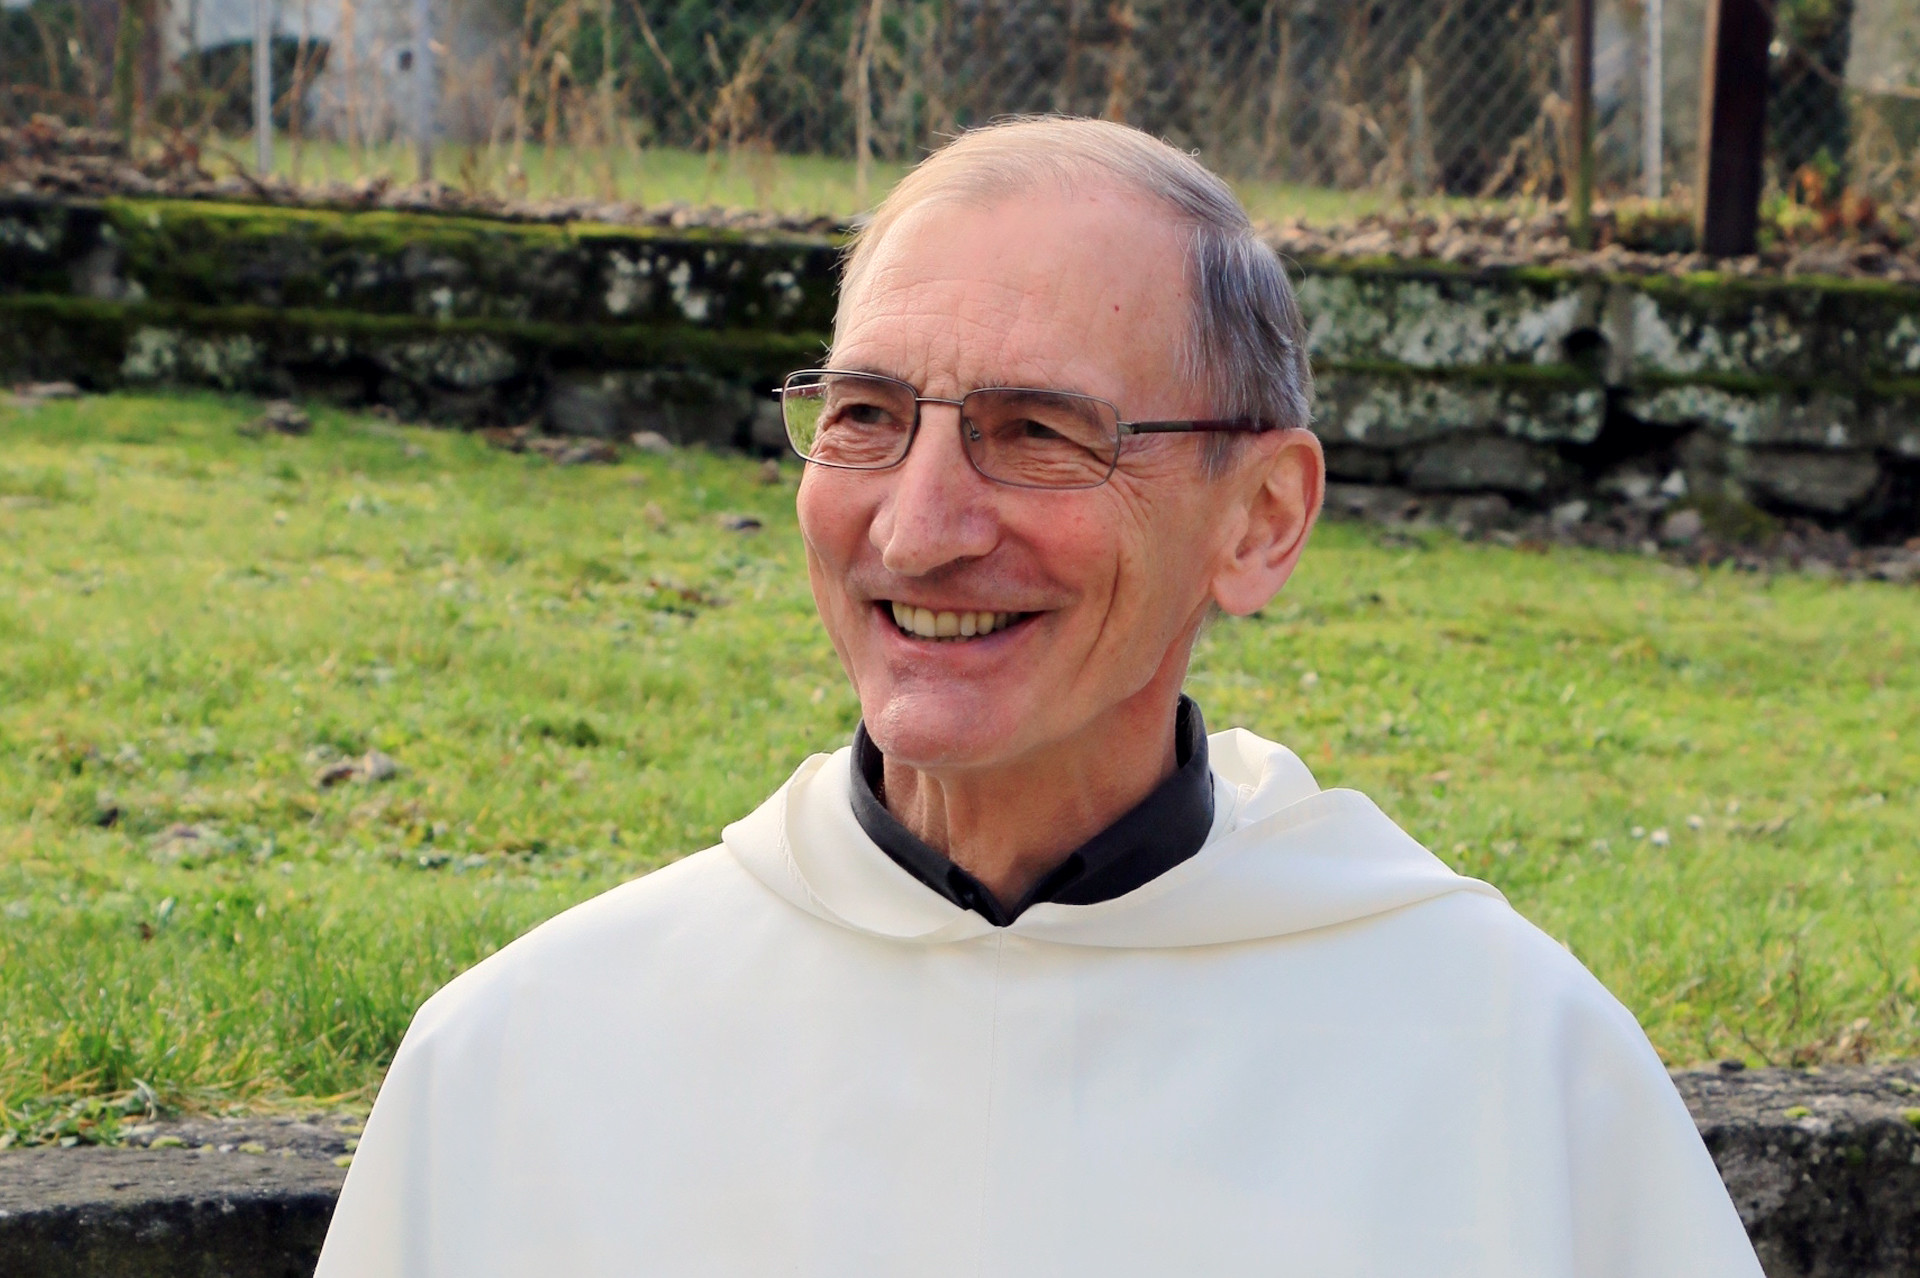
[831,189,1198,412]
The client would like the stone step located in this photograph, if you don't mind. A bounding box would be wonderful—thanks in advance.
[2,1065,1915,1277]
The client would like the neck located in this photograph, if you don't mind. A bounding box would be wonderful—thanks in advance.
[879,674,1187,909]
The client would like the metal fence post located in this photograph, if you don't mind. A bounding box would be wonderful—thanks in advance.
[1644,0,1663,200]
[414,0,435,183]
[254,0,272,175]
[1696,0,1772,255]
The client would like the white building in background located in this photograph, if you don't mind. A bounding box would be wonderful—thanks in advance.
[1848,0,1920,96]
[155,0,507,143]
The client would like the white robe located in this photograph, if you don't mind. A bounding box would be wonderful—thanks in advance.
[317,729,1762,1277]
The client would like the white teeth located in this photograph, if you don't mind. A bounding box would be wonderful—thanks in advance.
[888,603,1024,641]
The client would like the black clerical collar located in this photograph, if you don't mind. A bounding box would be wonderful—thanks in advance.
[849,697,1215,927]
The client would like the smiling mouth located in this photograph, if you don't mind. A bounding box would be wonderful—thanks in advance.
[886,601,1035,642]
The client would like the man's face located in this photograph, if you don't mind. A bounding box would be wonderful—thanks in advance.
[797,187,1244,773]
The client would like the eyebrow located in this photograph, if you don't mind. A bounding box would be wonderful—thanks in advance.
[979,387,1106,415]
[829,366,1109,404]
[829,363,912,383]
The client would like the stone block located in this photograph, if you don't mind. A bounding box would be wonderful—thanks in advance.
[1616,285,1818,381]
[542,371,764,446]
[1500,384,1606,444]
[1404,434,1570,496]
[1630,384,1761,436]
[544,375,624,439]
[374,334,521,392]
[1321,443,1399,484]
[748,399,790,454]
[1315,370,1503,448]
[0,1146,342,1278]
[1864,397,1920,458]
[1440,493,1513,535]
[1322,483,1423,524]
[1629,384,1873,450]
[1297,271,1594,369]
[584,370,757,449]
[1741,391,1863,450]
[1678,1064,1920,1278]
[1315,368,1604,449]
[1733,449,1884,515]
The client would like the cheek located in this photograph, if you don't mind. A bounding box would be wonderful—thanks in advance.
[1013,501,1111,596]
[796,472,865,573]
[1099,492,1220,628]
[796,475,861,631]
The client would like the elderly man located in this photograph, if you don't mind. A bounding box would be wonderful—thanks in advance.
[317,118,1761,1276]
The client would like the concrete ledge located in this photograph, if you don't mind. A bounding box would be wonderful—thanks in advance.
[1679,1064,1920,1278]
[0,1146,343,1278]
[2,1066,1917,1276]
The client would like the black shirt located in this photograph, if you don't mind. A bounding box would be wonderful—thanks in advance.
[849,696,1215,926]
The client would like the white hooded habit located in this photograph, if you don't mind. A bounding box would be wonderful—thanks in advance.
[316,728,1762,1277]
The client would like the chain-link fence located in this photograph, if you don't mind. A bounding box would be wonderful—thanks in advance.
[4,0,1919,210]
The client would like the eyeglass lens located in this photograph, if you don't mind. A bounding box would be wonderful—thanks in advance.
[782,372,1120,489]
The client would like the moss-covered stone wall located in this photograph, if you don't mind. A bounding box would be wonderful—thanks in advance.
[1,197,832,449]
[3,195,1915,531]
[1298,263,1919,532]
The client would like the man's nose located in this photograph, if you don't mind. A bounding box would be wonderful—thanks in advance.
[872,403,998,576]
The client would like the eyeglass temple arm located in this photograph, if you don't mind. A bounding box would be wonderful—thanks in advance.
[1120,418,1281,436]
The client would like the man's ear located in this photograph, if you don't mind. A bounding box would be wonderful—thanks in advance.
[1210,429,1324,617]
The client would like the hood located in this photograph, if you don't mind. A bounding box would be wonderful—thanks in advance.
[722,728,1504,949]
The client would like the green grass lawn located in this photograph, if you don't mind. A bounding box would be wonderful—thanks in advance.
[218,135,1454,224]
[2,391,1916,1140]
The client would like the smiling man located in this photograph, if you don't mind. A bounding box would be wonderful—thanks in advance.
[317,118,1761,1277]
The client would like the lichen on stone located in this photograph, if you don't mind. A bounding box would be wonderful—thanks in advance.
[183,333,264,388]
[120,325,181,382]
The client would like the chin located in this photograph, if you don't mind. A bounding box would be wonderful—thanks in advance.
[860,686,1037,772]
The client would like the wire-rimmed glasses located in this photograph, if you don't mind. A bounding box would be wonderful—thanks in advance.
[777,369,1279,491]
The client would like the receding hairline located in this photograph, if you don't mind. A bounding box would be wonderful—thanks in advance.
[838,177,1197,314]
[837,118,1250,323]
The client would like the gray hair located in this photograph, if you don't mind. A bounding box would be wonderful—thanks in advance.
[834,115,1312,476]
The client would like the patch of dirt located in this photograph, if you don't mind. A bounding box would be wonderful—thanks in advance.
[1265,205,1920,282]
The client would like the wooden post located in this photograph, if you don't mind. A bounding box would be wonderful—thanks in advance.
[1568,0,1595,248]
[254,0,272,175]
[598,0,617,200]
[1409,61,1429,197]
[852,0,885,208]
[1695,0,1772,255]
[112,0,147,142]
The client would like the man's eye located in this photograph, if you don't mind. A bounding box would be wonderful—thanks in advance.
[839,402,896,426]
[1018,419,1068,442]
